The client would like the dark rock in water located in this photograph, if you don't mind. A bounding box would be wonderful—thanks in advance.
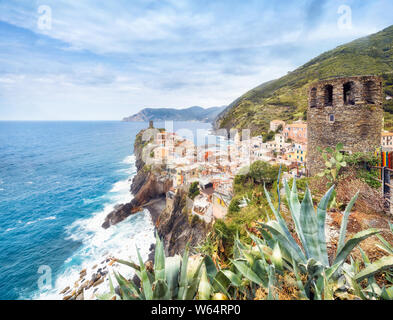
[60,286,70,295]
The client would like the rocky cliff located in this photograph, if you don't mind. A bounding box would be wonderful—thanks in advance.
[156,189,209,256]
[102,128,209,256]
[102,129,172,229]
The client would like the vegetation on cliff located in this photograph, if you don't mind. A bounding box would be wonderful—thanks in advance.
[101,177,393,300]
[215,25,393,135]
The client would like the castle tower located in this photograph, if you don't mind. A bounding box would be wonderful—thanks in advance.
[307,75,383,176]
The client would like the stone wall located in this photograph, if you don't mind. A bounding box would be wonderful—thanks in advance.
[307,76,383,176]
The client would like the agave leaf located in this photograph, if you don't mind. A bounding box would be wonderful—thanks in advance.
[283,179,307,255]
[322,271,334,300]
[334,229,380,266]
[292,257,308,299]
[376,234,393,255]
[381,286,393,300]
[299,188,321,262]
[355,256,393,282]
[212,271,232,299]
[204,255,218,282]
[231,259,263,286]
[136,246,153,300]
[115,259,140,271]
[221,270,242,287]
[271,243,283,272]
[267,266,277,300]
[154,233,165,281]
[153,280,171,300]
[177,245,189,300]
[336,192,359,254]
[316,186,335,266]
[262,221,306,264]
[96,292,117,300]
[113,271,141,300]
[184,257,204,300]
[165,256,181,299]
[251,259,269,287]
[198,265,211,300]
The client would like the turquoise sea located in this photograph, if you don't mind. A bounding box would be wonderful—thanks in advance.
[0,121,211,300]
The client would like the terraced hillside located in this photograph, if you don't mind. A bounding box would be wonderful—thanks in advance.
[215,25,393,136]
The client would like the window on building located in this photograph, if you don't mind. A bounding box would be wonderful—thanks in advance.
[343,82,356,105]
[364,80,377,104]
[310,88,317,108]
[329,114,335,123]
[324,85,333,106]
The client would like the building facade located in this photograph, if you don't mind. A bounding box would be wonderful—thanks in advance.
[307,75,383,176]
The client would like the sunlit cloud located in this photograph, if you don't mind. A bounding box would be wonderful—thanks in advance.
[0,0,392,120]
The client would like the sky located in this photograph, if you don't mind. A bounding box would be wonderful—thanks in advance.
[0,0,392,120]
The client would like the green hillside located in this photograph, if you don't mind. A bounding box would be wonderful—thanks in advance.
[215,25,393,136]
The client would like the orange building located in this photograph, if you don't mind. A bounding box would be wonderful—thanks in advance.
[283,122,307,144]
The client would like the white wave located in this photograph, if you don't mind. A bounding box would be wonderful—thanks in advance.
[0,188,4,191]
[122,155,136,165]
[25,216,56,226]
[32,153,156,300]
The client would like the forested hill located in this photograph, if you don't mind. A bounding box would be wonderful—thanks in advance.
[214,25,393,136]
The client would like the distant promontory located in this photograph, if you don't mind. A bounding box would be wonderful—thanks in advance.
[122,106,226,123]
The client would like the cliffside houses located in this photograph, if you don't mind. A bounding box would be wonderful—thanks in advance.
[148,122,311,223]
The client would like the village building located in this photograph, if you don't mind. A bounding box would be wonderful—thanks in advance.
[283,122,308,144]
[270,120,286,132]
[382,131,393,151]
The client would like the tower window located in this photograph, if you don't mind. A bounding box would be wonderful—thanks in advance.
[343,82,356,105]
[324,85,333,106]
[329,114,335,123]
[310,88,317,108]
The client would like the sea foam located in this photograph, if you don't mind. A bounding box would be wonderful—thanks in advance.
[32,155,155,300]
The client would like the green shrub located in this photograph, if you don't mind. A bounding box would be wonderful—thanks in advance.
[188,182,200,200]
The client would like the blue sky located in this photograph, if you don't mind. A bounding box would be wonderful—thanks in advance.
[0,0,392,120]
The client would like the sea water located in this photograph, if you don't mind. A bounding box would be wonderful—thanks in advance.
[0,121,211,300]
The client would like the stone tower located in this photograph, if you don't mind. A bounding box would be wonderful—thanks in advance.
[307,75,383,176]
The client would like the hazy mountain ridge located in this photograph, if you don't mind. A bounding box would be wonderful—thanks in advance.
[123,106,226,123]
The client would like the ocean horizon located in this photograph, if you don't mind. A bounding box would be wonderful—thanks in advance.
[0,120,211,300]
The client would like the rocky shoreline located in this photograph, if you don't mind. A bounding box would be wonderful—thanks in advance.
[59,127,210,300]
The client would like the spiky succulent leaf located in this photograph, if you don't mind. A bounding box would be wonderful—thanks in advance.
[355,256,393,282]
[198,265,211,300]
[136,246,153,300]
[165,256,181,299]
[177,245,189,300]
[153,280,171,300]
[299,188,323,262]
[316,186,335,266]
[231,259,264,286]
[334,229,380,266]
[336,192,359,254]
[154,232,165,281]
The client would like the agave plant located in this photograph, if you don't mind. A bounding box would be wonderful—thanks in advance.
[258,173,380,299]
[342,222,393,300]
[98,233,205,300]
